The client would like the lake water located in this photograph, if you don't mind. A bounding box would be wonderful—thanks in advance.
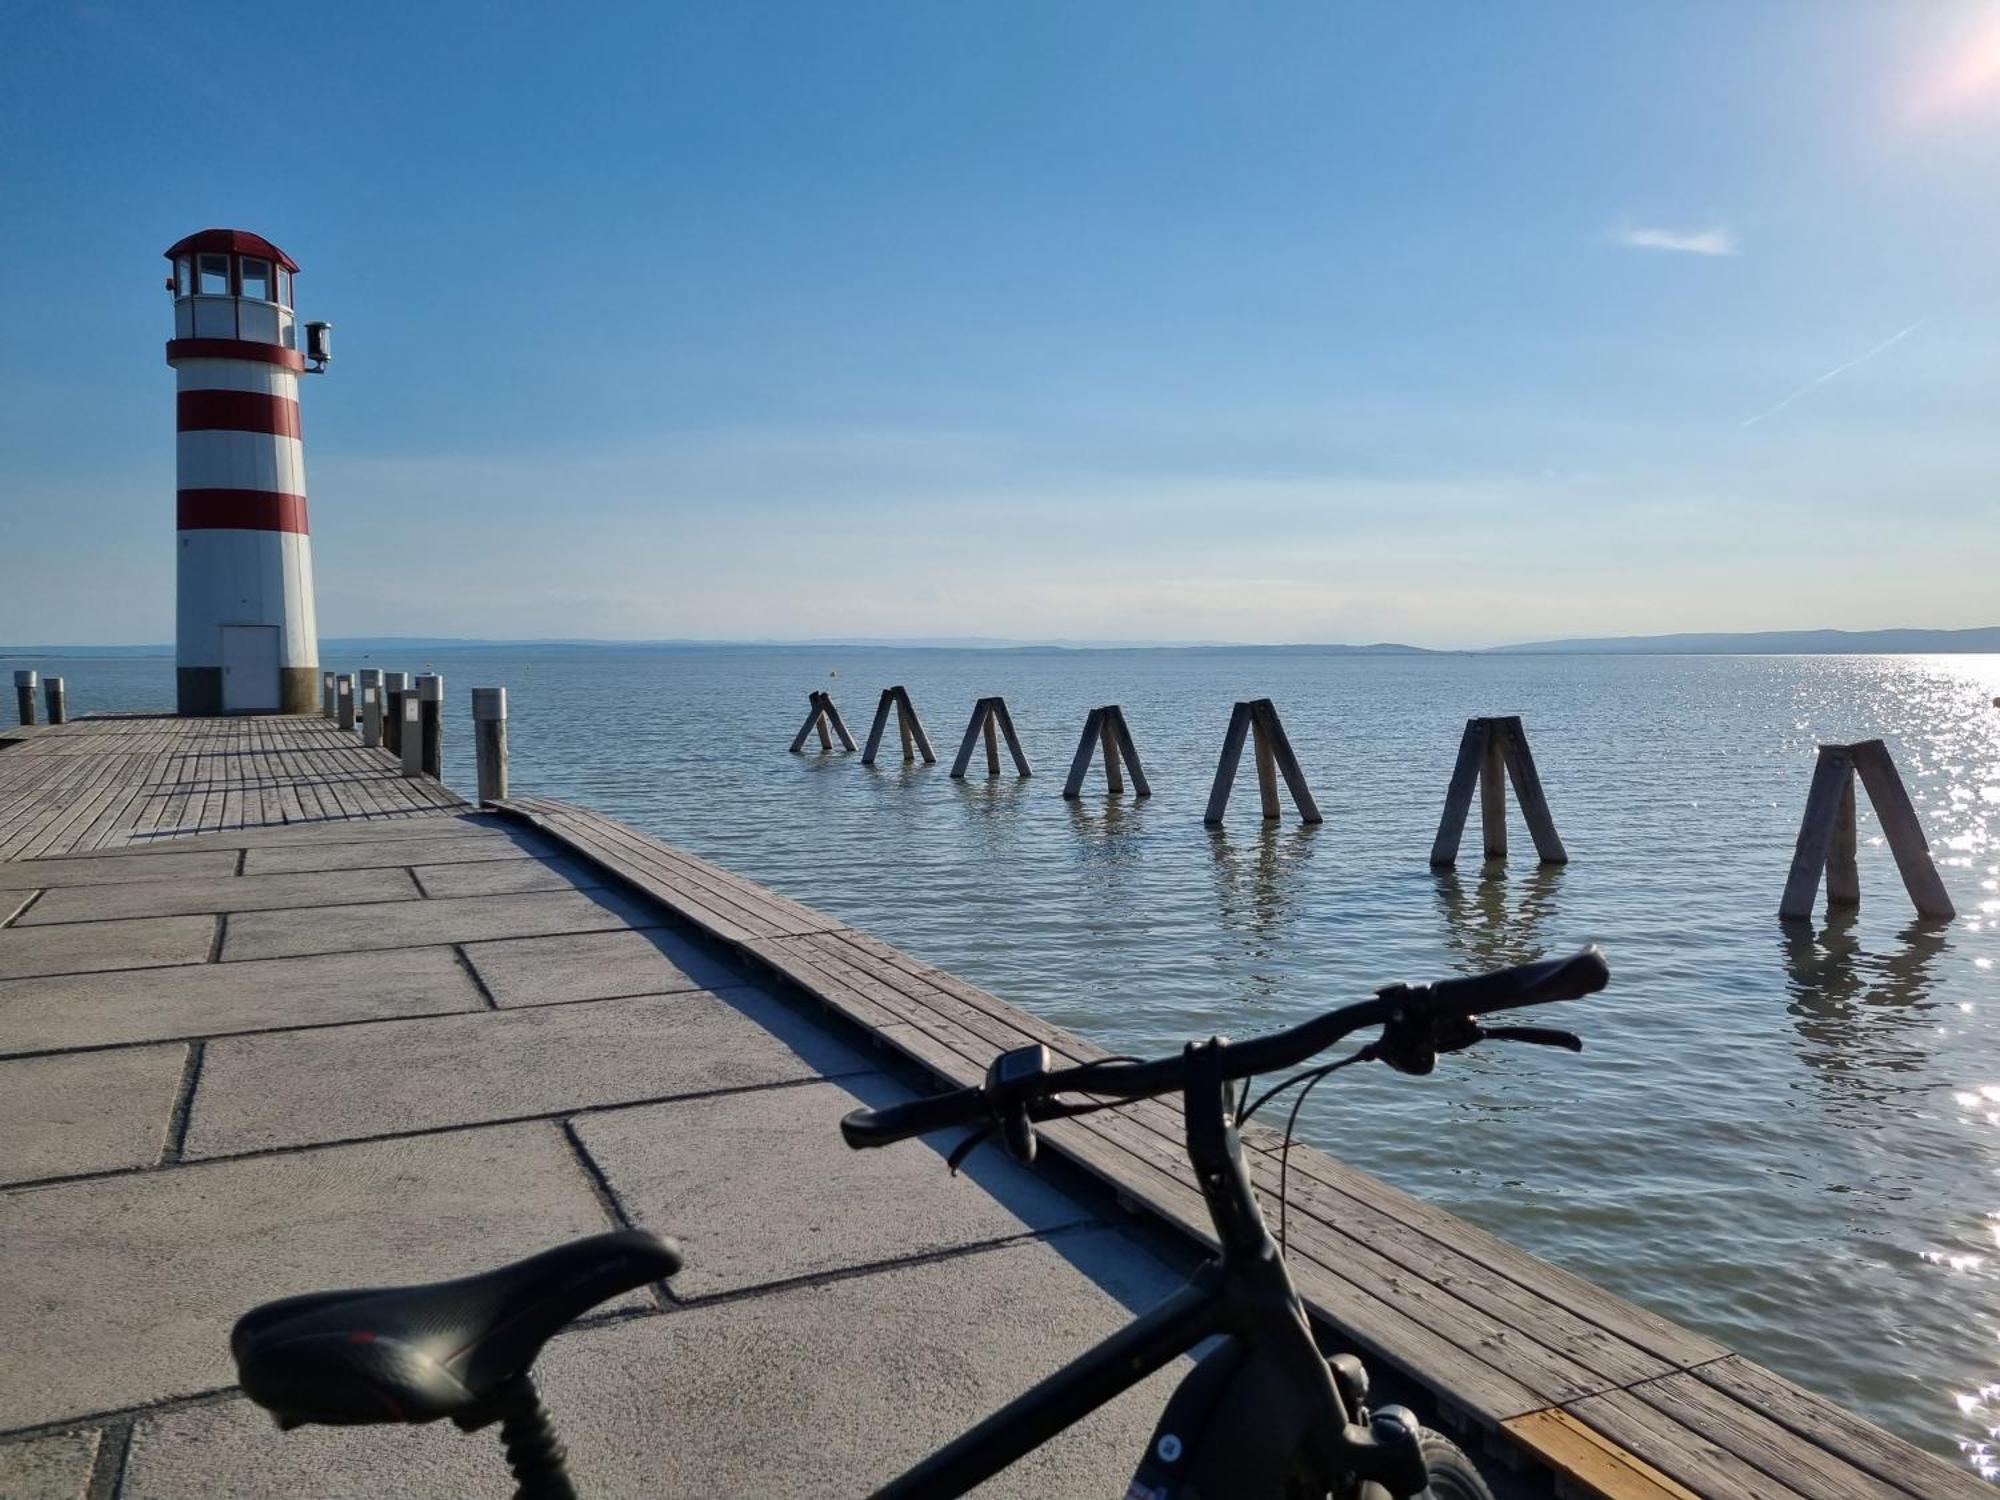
[24,647,2000,1474]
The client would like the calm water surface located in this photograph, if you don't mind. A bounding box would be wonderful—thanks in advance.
[33,648,2000,1473]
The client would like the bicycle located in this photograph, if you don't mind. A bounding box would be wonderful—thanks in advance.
[231,945,1608,1499]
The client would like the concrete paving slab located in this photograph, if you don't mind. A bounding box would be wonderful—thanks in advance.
[0,1121,620,1430]
[462,925,744,1007]
[412,855,605,899]
[574,1076,1094,1298]
[185,987,875,1157]
[0,1430,99,1499]
[121,1229,1187,1500]
[0,915,214,981]
[15,867,422,927]
[242,835,547,875]
[0,946,484,1056]
[0,849,241,891]
[0,1044,186,1185]
[221,888,661,963]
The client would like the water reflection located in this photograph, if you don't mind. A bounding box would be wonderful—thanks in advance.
[1433,863,1564,973]
[1207,822,1318,952]
[1783,914,1950,1101]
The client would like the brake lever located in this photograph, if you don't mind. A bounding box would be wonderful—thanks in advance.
[1479,1025,1583,1052]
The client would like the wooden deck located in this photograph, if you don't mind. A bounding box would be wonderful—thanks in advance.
[0,715,464,859]
[497,791,1993,1500]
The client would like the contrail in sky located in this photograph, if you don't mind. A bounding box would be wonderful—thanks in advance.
[1741,321,1923,427]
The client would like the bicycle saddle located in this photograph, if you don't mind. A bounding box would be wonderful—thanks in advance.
[231,1229,681,1429]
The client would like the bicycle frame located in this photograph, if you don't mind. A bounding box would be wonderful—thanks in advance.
[868,1040,1426,1500]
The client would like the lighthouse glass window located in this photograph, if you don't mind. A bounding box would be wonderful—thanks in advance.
[240,258,272,303]
[196,254,230,295]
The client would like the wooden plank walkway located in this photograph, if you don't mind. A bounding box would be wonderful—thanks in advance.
[497,791,1991,1500]
[0,715,464,860]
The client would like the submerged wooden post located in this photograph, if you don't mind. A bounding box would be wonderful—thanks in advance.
[360,683,383,748]
[382,672,410,755]
[1203,699,1321,825]
[1783,740,1954,920]
[1430,716,1568,865]
[321,671,336,719]
[42,677,66,726]
[789,691,857,754]
[416,674,445,778]
[473,687,508,803]
[398,694,423,777]
[860,686,936,766]
[335,673,355,732]
[1062,706,1152,799]
[13,670,36,727]
[949,697,1032,779]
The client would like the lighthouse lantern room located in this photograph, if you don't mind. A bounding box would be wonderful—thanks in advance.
[165,228,328,715]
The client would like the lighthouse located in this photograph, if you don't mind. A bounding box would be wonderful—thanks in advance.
[165,229,330,715]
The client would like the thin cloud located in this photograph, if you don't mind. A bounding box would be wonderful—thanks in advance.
[1612,226,1738,256]
[1741,322,1923,428]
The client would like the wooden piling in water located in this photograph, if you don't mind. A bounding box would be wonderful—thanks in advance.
[13,671,37,728]
[949,697,1032,779]
[1782,740,1954,920]
[382,672,410,755]
[473,687,509,803]
[42,677,65,726]
[789,691,857,754]
[1430,716,1568,866]
[416,674,444,778]
[860,686,936,766]
[1063,706,1151,800]
[335,674,355,732]
[1203,699,1321,825]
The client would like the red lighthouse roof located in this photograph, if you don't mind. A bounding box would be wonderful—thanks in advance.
[164,229,299,273]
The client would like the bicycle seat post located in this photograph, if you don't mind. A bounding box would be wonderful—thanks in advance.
[481,1372,577,1500]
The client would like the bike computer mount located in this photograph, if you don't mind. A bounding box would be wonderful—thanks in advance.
[984,1043,1051,1165]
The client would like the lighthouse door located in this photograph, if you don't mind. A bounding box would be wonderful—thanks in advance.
[220,625,281,713]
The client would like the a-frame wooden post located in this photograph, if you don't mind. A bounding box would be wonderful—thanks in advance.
[1203,699,1321,825]
[949,696,1032,778]
[1781,740,1954,920]
[860,686,937,766]
[1430,716,1567,865]
[788,690,856,754]
[1061,705,1151,799]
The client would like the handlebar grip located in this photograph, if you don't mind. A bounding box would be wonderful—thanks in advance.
[840,1086,986,1150]
[1425,945,1609,1015]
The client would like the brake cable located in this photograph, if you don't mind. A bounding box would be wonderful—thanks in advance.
[1238,1046,1378,1262]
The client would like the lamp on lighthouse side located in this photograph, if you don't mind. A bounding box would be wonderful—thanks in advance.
[165,229,330,715]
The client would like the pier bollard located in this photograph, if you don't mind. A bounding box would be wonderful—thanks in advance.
[399,694,424,777]
[949,697,1032,779]
[1429,716,1568,866]
[13,670,37,727]
[789,691,857,754]
[1061,705,1151,799]
[321,672,336,719]
[1203,699,1321,825]
[43,677,66,725]
[360,684,383,748]
[335,674,355,732]
[860,686,936,766]
[473,687,509,803]
[382,672,410,755]
[1781,740,1954,921]
[416,674,444,778]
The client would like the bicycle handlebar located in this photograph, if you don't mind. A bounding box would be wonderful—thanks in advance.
[840,946,1607,1150]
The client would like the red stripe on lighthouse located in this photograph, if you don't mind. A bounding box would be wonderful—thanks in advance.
[177,489,310,534]
[176,391,302,438]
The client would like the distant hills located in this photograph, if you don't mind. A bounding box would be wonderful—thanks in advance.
[5,628,1997,657]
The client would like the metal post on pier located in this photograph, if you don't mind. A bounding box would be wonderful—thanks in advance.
[360,683,383,748]
[473,687,508,803]
[382,672,410,755]
[13,670,37,727]
[335,674,355,732]
[43,677,66,726]
[399,694,423,777]
[416,674,444,778]
[321,672,336,719]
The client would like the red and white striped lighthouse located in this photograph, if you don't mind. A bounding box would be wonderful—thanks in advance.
[165,229,329,715]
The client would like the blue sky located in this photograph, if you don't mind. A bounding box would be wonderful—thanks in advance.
[2,1,1997,647]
